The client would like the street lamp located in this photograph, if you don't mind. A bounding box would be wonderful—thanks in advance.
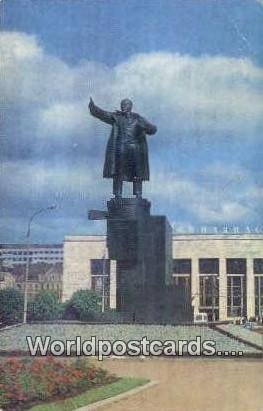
[23,204,56,324]
[101,252,108,313]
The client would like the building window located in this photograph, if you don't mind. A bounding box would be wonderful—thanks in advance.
[172,259,191,312]
[90,259,110,310]
[198,259,219,321]
[173,259,191,274]
[254,259,263,274]
[172,276,190,288]
[226,259,246,317]
[200,276,219,306]
[227,276,246,317]
[199,275,219,321]
[199,258,219,274]
[91,276,110,309]
[255,276,263,318]
[227,258,246,275]
[90,259,110,276]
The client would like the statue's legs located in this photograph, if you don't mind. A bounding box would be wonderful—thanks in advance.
[133,179,142,198]
[113,177,142,198]
[113,176,123,198]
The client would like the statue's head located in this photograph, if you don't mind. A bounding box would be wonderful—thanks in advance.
[120,98,133,113]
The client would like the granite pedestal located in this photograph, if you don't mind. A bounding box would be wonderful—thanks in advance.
[89,197,192,323]
[106,197,173,323]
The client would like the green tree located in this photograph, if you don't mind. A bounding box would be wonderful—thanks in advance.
[65,289,101,321]
[0,287,23,324]
[29,290,62,321]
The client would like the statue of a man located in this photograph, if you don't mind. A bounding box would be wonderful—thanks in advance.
[89,97,157,198]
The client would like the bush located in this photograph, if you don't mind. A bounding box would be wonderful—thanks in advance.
[0,287,23,324]
[64,289,101,321]
[91,309,127,323]
[29,290,63,321]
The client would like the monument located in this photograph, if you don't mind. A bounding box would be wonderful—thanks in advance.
[89,97,191,323]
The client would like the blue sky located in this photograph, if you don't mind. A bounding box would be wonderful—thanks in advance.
[1,0,263,242]
[4,0,263,66]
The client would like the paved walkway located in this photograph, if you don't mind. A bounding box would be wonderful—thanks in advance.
[98,357,263,411]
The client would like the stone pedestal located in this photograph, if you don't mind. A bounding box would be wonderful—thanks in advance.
[89,196,193,323]
[106,197,173,322]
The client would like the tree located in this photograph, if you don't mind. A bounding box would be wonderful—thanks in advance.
[0,288,23,324]
[29,290,62,321]
[64,289,101,321]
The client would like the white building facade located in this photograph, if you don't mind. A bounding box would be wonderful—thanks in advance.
[62,234,263,321]
[0,244,63,267]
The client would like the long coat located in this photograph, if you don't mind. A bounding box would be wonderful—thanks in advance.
[89,101,157,181]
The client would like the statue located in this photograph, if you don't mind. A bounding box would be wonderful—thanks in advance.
[89,97,157,198]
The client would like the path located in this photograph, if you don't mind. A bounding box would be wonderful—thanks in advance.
[98,357,263,411]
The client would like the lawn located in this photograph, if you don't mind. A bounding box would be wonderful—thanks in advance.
[28,377,149,411]
[0,323,261,354]
[217,324,263,348]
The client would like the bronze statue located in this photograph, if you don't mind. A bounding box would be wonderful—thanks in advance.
[89,97,157,198]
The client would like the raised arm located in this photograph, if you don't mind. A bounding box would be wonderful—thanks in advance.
[89,98,114,125]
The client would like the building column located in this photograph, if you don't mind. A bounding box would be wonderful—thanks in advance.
[109,260,117,309]
[191,258,200,316]
[246,258,255,319]
[219,258,227,321]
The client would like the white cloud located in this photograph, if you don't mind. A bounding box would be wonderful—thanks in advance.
[194,201,250,222]
[112,53,263,136]
[147,168,256,223]
[245,186,263,201]
[1,31,262,230]
[39,102,90,136]
[1,31,42,60]
[0,157,260,227]
[1,31,263,139]
[0,160,106,200]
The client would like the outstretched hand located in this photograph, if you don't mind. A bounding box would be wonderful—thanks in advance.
[89,97,94,107]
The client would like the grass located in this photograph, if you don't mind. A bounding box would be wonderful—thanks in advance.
[27,377,149,411]
[0,323,261,354]
[217,324,263,348]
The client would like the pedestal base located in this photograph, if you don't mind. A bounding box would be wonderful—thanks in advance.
[89,196,193,323]
[106,197,174,323]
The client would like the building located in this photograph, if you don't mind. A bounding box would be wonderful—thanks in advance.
[0,244,63,267]
[172,234,263,321]
[62,233,263,321]
[14,263,63,300]
[62,236,116,309]
[0,271,15,289]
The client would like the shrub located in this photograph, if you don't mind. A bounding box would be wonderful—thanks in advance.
[28,290,63,321]
[91,309,126,323]
[64,289,101,321]
[0,287,23,324]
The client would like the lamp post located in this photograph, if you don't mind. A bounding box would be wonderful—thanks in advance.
[211,275,217,322]
[23,204,56,324]
[101,253,108,313]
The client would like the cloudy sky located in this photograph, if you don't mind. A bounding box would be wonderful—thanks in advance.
[1,0,263,243]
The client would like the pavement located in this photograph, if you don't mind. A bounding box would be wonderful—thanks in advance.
[96,357,263,411]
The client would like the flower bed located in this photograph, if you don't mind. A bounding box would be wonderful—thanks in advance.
[0,357,117,411]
